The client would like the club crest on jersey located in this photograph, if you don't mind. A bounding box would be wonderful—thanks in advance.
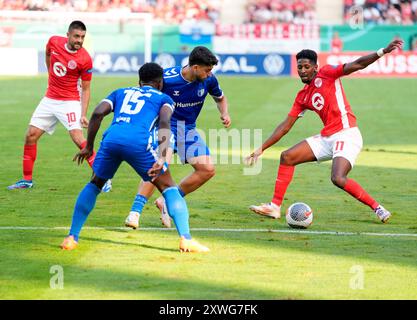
[314,78,322,88]
[53,62,67,77]
[197,88,205,97]
[68,60,77,70]
[312,93,324,111]
[173,90,180,96]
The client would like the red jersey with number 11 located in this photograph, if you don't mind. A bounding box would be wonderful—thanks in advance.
[288,64,357,137]
[45,36,93,101]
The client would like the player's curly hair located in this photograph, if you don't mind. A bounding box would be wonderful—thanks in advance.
[68,20,87,32]
[138,62,163,84]
[189,46,218,67]
[296,49,318,65]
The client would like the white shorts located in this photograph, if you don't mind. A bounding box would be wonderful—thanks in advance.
[29,97,82,135]
[306,127,363,167]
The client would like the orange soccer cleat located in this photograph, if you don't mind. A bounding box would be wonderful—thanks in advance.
[179,237,210,253]
[60,235,78,251]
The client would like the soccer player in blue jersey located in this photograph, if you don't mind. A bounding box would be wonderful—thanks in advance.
[125,46,231,229]
[61,62,209,253]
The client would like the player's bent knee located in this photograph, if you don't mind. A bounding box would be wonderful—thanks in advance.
[331,174,346,188]
[280,150,295,166]
[90,175,107,190]
[25,128,42,144]
[201,165,215,180]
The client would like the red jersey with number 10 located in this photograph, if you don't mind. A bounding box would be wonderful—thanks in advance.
[288,64,357,137]
[45,36,93,101]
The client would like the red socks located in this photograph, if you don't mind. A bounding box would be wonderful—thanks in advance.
[21,141,96,181]
[79,141,96,168]
[271,164,378,210]
[343,179,379,210]
[23,144,37,181]
[272,164,295,206]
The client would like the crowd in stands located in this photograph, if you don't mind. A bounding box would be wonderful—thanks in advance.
[0,0,221,23]
[344,0,417,24]
[245,0,317,24]
[2,0,417,25]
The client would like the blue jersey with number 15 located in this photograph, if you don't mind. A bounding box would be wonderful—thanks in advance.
[101,85,175,148]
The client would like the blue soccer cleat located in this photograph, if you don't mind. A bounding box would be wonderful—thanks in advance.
[7,179,33,190]
[101,179,112,193]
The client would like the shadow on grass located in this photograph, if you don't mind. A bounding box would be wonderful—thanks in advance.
[0,248,300,300]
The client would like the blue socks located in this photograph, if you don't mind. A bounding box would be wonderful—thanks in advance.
[130,194,148,214]
[69,182,101,242]
[163,187,191,240]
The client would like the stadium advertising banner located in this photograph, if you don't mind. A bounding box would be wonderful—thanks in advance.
[213,23,320,54]
[38,52,292,76]
[154,53,291,76]
[291,52,417,78]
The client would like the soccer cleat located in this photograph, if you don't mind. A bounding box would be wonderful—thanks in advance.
[374,205,391,223]
[125,211,140,229]
[179,237,210,253]
[249,202,281,219]
[155,197,172,228]
[101,179,112,193]
[7,179,33,190]
[60,235,78,250]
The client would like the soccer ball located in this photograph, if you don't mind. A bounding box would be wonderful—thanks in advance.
[286,202,313,229]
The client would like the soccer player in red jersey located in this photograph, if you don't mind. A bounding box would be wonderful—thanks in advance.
[246,39,403,223]
[8,21,111,192]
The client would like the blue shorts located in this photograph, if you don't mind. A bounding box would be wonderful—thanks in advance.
[152,122,210,164]
[93,140,158,182]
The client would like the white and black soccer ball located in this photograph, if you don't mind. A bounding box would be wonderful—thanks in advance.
[286,202,313,229]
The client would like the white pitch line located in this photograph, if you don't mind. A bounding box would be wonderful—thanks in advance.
[0,226,416,238]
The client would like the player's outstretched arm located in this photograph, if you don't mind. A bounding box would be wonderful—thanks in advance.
[73,101,111,165]
[213,95,231,128]
[245,115,298,166]
[343,39,403,76]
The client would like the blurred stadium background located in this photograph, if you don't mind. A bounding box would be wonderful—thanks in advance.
[1,0,416,77]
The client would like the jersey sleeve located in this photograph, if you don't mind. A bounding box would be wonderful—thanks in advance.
[80,56,93,81]
[288,92,307,118]
[208,75,223,98]
[161,94,175,113]
[319,64,345,79]
[102,90,118,111]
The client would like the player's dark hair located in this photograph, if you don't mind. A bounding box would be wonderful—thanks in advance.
[138,62,163,84]
[296,49,318,65]
[189,46,218,66]
[68,20,87,32]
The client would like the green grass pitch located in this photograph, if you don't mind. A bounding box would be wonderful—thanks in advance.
[0,75,416,299]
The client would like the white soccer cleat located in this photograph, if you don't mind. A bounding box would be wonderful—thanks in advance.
[249,202,281,219]
[155,197,172,228]
[101,179,112,193]
[125,211,140,229]
[374,205,391,223]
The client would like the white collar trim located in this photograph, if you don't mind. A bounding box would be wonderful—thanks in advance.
[64,43,77,54]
